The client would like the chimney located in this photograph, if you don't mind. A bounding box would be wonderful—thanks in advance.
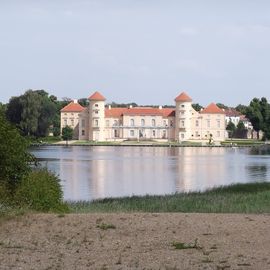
[159,105,162,110]
[73,99,78,103]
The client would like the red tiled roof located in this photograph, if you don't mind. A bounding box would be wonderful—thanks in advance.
[105,107,176,118]
[224,108,241,117]
[105,108,128,118]
[161,108,175,117]
[201,103,225,114]
[175,92,192,102]
[88,91,106,101]
[61,102,85,112]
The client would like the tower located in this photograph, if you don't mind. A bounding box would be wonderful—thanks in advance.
[174,92,193,142]
[88,91,106,141]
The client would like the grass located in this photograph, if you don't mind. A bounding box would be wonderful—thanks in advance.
[69,182,270,214]
[172,239,201,250]
[96,223,116,230]
[221,139,265,146]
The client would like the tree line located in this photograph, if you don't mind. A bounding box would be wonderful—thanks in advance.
[1,89,270,140]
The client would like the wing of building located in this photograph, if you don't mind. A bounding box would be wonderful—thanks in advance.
[60,91,227,142]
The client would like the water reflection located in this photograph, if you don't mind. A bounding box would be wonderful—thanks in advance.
[30,146,270,201]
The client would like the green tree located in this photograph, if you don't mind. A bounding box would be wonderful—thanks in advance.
[216,103,229,110]
[78,98,89,107]
[62,126,73,145]
[245,98,264,139]
[226,121,236,138]
[192,103,203,112]
[0,112,33,193]
[6,96,23,127]
[234,121,247,138]
[235,104,247,115]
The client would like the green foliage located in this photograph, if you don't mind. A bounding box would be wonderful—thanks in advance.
[235,104,248,115]
[172,239,200,250]
[192,103,203,112]
[109,101,138,108]
[216,103,229,110]
[0,112,33,193]
[245,97,270,139]
[96,223,116,230]
[69,182,270,214]
[6,89,58,137]
[62,126,73,142]
[226,121,236,138]
[15,169,69,212]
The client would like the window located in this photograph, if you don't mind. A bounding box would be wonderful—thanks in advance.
[217,120,221,128]
[181,133,185,139]
[195,131,199,137]
[179,104,185,109]
[82,130,85,136]
[94,119,99,127]
[163,120,167,126]
[95,103,99,107]
[152,119,156,127]
[130,130,135,137]
[106,120,109,127]
[196,120,199,127]
[162,130,166,138]
[180,111,185,115]
[71,119,74,126]
[113,120,118,126]
[170,120,174,127]
[130,119,134,126]
[64,113,67,116]
[152,130,156,137]
[95,110,98,114]
[141,119,145,126]
[181,120,185,127]
[114,129,119,138]
[64,119,67,126]
[82,119,85,128]
[217,131,220,137]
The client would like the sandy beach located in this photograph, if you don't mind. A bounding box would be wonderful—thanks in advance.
[0,213,270,270]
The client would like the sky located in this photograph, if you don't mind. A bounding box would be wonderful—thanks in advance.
[0,0,270,107]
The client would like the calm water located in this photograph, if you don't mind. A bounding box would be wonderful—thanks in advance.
[30,145,270,201]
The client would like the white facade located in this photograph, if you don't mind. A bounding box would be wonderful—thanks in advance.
[61,91,227,142]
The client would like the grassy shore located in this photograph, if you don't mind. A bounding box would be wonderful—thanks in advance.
[69,182,270,214]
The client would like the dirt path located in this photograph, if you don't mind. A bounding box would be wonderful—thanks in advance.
[0,213,270,270]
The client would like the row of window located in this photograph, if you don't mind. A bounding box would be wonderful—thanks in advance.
[129,129,167,138]
[180,131,221,139]
[179,119,221,128]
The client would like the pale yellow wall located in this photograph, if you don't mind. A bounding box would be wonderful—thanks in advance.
[60,111,80,139]
[78,109,89,140]
[88,100,105,141]
[190,113,226,141]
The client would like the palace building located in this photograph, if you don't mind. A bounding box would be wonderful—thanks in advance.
[60,91,226,142]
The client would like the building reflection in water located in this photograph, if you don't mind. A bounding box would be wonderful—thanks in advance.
[33,145,270,201]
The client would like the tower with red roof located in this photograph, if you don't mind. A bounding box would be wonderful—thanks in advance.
[174,92,193,142]
[88,91,106,141]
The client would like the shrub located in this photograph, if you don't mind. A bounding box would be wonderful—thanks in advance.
[15,169,69,212]
[0,112,34,193]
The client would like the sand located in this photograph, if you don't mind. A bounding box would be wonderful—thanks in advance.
[0,213,270,270]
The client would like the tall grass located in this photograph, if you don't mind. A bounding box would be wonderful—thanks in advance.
[69,182,270,214]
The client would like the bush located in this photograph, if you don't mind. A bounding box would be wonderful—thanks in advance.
[15,169,69,212]
[0,112,34,193]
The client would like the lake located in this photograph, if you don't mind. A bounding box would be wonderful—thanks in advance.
[30,145,270,201]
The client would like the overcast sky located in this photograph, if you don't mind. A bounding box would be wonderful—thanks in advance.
[1,0,270,107]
